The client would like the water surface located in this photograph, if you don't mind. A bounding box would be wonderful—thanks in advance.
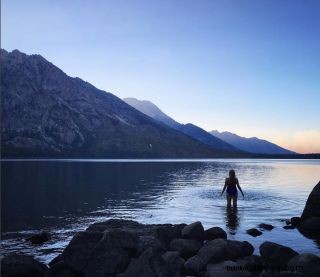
[1,159,320,263]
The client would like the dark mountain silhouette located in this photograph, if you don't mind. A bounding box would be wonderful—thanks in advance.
[1,49,243,158]
[124,98,240,153]
[210,130,296,155]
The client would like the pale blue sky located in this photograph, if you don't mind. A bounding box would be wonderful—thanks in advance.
[2,0,320,153]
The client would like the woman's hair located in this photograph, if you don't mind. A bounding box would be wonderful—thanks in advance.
[229,169,236,180]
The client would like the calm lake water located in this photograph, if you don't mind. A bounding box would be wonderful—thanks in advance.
[1,159,320,263]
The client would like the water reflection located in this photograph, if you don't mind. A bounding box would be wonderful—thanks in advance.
[225,206,240,235]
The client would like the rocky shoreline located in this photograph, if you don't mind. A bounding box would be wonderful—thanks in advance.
[2,182,319,277]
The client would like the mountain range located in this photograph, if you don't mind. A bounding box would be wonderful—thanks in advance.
[124,98,295,155]
[1,49,243,158]
[210,130,296,155]
[124,98,239,153]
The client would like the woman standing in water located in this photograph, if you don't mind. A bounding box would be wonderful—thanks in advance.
[220,170,244,207]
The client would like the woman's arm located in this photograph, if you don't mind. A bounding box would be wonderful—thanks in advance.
[220,178,228,196]
[236,179,244,197]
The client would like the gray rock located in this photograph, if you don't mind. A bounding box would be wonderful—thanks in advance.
[205,260,251,277]
[86,219,145,233]
[154,224,186,248]
[259,241,298,266]
[170,238,202,259]
[301,181,320,219]
[162,251,182,263]
[45,261,76,277]
[1,254,48,277]
[162,251,184,275]
[197,238,229,264]
[287,253,320,277]
[26,231,51,245]
[259,223,274,231]
[204,226,227,240]
[197,239,254,265]
[181,221,205,241]
[283,225,295,230]
[99,228,140,252]
[184,255,205,275]
[83,246,129,277]
[290,217,302,226]
[237,255,263,273]
[81,229,140,276]
[226,240,254,260]
[122,248,178,277]
[138,235,166,254]
[58,231,103,272]
[298,217,320,238]
[246,228,262,237]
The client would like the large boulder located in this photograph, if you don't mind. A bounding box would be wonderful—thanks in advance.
[181,221,205,241]
[301,181,320,219]
[226,240,254,260]
[86,219,145,233]
[197,239,229,264]
[55,231,103,272]
[197,239,254,265]
[259,241,298,266]
[83,247,129,276]
[184,255,205,275]
[287,253,320,277]
[81,229,140,276]
[154,224,186,248]
[290,217,302,227]
[45,261,77,277]
[1,254,48,277]
[138,235,166,255]
[169,238,202,259]
[122,248,180,277]
[204,227,227,240]
[162,251,184,274]
[54,228,141,276]
[237,255,263,273]
[205,260,251,277]
[298,217,320,238]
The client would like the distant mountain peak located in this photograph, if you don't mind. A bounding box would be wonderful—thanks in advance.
[123,97,180,129]
[124,98,240,153]
[210,130,296,155]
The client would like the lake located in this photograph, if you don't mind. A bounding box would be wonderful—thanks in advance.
[1,159,320,263]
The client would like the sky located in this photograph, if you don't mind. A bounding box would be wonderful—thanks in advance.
[2,0,320,153]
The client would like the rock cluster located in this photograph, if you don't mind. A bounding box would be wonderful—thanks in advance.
[2,219,320,277]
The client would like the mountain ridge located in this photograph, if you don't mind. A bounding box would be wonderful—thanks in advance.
[210,130,296,155]
[123,97,241,153]
[124,97,295,155]
[1,49,244,158]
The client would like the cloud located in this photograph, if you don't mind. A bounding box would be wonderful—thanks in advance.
[275,130,320,154]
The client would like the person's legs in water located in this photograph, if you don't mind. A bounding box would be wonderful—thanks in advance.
[232,194,238,207]
[227,194,232,207]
